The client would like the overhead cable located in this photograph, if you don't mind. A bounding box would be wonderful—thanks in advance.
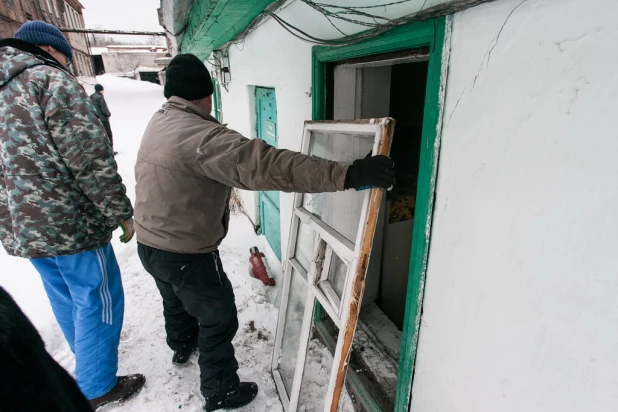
[313,0,413,9]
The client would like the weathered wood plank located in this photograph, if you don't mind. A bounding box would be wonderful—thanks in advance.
[328,117,395,412]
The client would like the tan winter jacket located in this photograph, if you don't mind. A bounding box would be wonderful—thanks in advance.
[135,97,348,254]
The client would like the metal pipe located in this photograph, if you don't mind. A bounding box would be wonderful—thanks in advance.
[59,28,166,36]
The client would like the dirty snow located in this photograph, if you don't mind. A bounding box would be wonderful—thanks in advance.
[0,74,353,411]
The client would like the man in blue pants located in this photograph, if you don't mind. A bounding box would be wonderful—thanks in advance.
[0,21,145,410]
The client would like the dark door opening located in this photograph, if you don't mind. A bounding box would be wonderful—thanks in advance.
[92,55,105,75]
[139,71,161,84]
[377,60,428,331]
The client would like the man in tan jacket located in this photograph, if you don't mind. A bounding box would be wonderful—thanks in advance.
[134,54,394,411]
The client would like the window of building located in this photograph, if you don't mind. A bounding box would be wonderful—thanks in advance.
[53,0,60,18]
[78,54,83,76]
[74,54,80,75]
[39,0,49,16]
[83,55,89,76]
[64,1,73,27]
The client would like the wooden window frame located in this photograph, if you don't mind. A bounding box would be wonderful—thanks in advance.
[272,119,394,412]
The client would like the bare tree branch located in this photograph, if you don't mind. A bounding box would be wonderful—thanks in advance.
[117,54,145,78]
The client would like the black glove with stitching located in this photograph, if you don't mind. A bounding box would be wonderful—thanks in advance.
[344,155,395,190]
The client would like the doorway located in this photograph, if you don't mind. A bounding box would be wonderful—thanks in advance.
[319,52,429,411]
[138,71,161,84]
[310,17,447,411]
[92,54,105,75]
[256,87,282,260]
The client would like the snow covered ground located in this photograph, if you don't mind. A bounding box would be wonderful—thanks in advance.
[0,75,352,411]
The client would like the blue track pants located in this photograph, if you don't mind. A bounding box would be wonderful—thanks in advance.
[30,243,124,399]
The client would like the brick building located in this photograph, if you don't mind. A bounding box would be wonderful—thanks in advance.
[0,0,94,77]
[60,0,93,77]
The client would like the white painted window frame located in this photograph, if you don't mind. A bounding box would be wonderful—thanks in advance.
[272,119,394,412]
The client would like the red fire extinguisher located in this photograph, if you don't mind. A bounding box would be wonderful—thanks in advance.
[249,247,275,286]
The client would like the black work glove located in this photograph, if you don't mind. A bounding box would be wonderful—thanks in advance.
[344,155,395,190]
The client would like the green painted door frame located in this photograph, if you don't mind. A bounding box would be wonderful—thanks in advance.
[311,17,448,411]
[256,87,282,260]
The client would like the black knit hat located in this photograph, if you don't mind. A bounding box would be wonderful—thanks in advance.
[164,54,213,100]
[94,84,104,92]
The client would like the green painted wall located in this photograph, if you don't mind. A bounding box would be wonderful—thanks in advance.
[180,0,275,59]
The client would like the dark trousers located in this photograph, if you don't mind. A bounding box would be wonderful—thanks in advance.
[101,120,113,148]
[137,243,240,396]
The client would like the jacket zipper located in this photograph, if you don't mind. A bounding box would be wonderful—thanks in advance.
[212,252,222,285]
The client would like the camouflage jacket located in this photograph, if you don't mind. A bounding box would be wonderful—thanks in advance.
[0,39,133,258]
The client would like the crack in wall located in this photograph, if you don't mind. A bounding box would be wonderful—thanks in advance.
[471,0,529,90]
[567,78,589,115]
[446,0,530,127]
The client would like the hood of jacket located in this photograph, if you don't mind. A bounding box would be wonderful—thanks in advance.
[0,38,68,89]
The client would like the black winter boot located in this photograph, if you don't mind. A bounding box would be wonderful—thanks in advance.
[204,382,258,411]
[172,341,198,365]
[89,374,146,410]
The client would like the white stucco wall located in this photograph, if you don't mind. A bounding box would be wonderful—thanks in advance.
[411,0,618,411]
[102,52,167,74]
[212,4,315,260]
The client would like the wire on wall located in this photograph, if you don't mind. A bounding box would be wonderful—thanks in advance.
[179,0,496,57]
[301,0,391,28]
[260,0,418,47]
[198,0,496,91]
[263,0,497,47]
[314,0,414,9]
[218,0,412,51]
